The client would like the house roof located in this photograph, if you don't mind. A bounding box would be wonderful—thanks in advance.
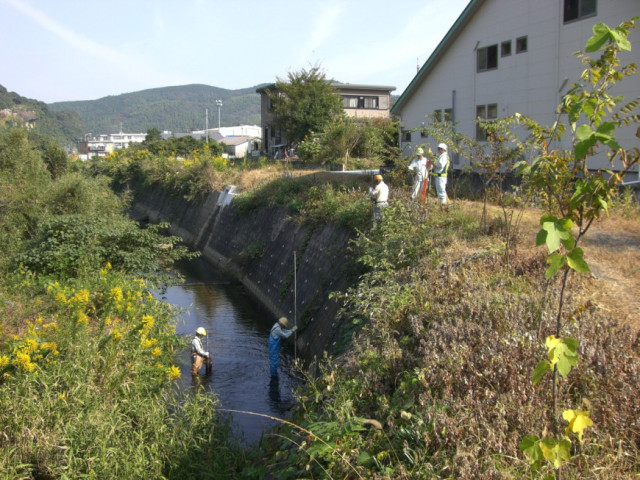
[218,135,254,146]
[390,0,483,115]
[256,82,395,94]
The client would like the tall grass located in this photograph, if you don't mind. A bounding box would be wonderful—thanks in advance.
[0,267,244,479]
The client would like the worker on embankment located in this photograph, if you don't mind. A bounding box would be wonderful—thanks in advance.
[369,174,389,226]
[268,317,297,378]
[190,327,212,375]
[408,147,431,201]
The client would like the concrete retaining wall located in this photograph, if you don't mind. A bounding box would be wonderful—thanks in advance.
[130,184,354,361]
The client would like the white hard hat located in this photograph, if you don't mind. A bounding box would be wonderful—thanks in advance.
[196,327,207,336]
[438,143,448,151]
[416,148,424,155]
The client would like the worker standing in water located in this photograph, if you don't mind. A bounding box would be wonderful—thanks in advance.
[191,327,212,376]
[268,317,297,378]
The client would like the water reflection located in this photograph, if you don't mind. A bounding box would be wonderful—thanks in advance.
[157,257,298,444]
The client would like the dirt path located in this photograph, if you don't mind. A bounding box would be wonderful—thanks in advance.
[581,217,640,333]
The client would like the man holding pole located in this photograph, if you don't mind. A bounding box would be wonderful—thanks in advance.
[408,147,431,202]
[268,317,297,378]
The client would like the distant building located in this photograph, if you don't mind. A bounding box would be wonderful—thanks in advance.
[257,83,396,157]
[390,0,639,172]
[164,125,262,158]
[77,132,147,160]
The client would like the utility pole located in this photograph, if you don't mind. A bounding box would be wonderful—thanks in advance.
[205,108,209,144]
[216,99,223,129]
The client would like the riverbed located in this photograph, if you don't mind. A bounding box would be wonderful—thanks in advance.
[156,257,299,444]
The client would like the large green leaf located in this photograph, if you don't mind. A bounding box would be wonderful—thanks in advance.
[545,253,566,279]
[539,215,573,253]
[585,23,611,52]
[519,434,543,470]
[611,28,632,51]
[567,247,590,273]
[532,359,550,385]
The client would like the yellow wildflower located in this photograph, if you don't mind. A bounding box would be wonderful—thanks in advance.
[100,262,112,275]
[17,338,39,355]
[77,311,89,326]
[43,322,58,332]
[141,338,158,349]
[167,365,181,379]
[111,328,122,341]
[14,352,35,372]
[110,286,124,303]
[0,355,9,367]
[40,342,59,355]
[151,347,162,357]
[71,289,90,305]
[141,315,155,330]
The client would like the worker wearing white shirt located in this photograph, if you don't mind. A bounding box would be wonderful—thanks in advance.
[190,327,211,375]
[369,174,389,225]
[408,147,431,200]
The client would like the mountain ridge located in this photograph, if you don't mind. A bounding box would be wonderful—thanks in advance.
[48,83,268,137]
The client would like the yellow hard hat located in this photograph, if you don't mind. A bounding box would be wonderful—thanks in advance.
[279,317,289,327]
[196,327,207,336]
[374,174,383,181]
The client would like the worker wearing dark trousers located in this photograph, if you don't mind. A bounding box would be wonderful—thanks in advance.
[268,317,297,378]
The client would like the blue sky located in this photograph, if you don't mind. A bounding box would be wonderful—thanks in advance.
[1,0,470,103]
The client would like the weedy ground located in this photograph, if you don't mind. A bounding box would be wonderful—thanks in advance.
[251,188,640,480]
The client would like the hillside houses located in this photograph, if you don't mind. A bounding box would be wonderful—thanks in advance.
[77,132,147,159]
[391,0,640,172]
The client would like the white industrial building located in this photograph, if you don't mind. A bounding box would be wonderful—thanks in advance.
[391,0,640,172]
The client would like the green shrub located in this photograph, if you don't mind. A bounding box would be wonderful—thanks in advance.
[18,215,195,283]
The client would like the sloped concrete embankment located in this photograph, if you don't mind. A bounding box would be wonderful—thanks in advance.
[131,184,354,362]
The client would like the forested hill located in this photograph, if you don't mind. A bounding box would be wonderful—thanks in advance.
[0,85,84,147]
[49,84,266,135]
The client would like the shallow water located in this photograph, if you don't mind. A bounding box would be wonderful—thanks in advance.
[156,257,298,444]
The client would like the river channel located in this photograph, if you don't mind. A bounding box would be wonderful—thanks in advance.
[156,257,299,445]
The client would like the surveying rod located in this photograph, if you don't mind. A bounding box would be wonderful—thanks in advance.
[293,250,297,360]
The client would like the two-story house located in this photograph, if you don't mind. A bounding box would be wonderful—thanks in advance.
[391,0,639,172]
[257,83,396,157]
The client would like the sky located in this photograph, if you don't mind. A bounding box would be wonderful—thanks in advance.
[0,0,471,104]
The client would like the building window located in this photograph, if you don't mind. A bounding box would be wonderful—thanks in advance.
[343,96,358,108]
[342,95,379,109]
[476,103,498,140]
[516,36,528,53]
[434,108,453,123]
[501,40,511,57]
[477,45,498,72]
[563,0,596,23]
[403,130,412,142]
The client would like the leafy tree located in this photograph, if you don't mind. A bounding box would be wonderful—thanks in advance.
[40,140,69,179]
[145,127,162,143]
[0,129,52,262]
[516,17,639,478]
[298,118,398,167]
[268,66,343,145]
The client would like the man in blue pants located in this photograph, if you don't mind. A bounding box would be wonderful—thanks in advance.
[268,317,297,378]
